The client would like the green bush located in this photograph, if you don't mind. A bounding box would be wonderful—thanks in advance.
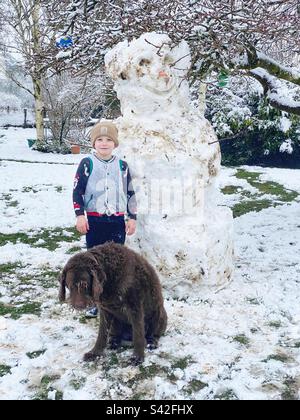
[206,81,300,168]
[33,138,71,154]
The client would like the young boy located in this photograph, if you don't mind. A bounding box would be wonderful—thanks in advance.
[73,120,137,317]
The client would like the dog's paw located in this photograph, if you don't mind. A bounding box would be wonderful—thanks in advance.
[83,351,101,362]
[130,355,144,366]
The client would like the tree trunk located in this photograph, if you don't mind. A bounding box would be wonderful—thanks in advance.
[33,77,44,141]
[32,1,44,142]
[198,82,207,116]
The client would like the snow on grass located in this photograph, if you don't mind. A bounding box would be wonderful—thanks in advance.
[0,110,35,128]
[0,127,85,164]
[252,167,300,195]
[0,128,300,400]
[218,166,299,218]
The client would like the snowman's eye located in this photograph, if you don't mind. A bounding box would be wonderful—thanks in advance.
[163,55,173,65]
[139,59,151,66]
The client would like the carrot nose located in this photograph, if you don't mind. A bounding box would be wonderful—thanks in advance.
[158,70,169,78]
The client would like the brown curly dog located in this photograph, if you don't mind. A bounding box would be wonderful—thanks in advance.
[59,242,167,364]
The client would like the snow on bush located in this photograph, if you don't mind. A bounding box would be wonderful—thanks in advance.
[279,138,293,154]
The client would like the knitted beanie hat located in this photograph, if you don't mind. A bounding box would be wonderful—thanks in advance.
[90,121,119,148]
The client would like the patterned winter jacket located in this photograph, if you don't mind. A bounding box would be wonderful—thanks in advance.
[73,154,137,220]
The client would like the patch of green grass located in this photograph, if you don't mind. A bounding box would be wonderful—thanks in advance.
[33,375,63,400]
[41,374,61,386]
[252,180,298,203]
[246,297,261,305]
[96,352,122,373]
[171,356,193,370]
[281,377,299,400]
[138,363,168,379]
[235,169,298,203]
[66,246,83,254]
[0,232,32,247]
[108,353,119,367]
[40,266,61,277]
[22,186,39,193]
[1,193,13,201]
[240,190,256,199]
[7,200,19,207]
[33,387,63,400]
[235,169,261,183]
[69,377,86,390]
[38,266,61,289]
[0,364,12,377]
[268,321,282,328]
[232,199,275,218]
[0,262,23,276]
[1,191,20,208]
[233,334,250,346]
[0,227,81,250]
[128,356,193,387]
[33,227,81,251]
[55,186,64,193]
[263,353,290,363]
[4,265,61,291]
[0,301,41,319]
[214,389,239,400]
[15,276,35,287]
[225,169,299,218]
[78,315,87,324]
[221,186,241,195]
[183,379,208,395]
[26,349,46,359]
[125,362,171,387]
[39,278,58,289]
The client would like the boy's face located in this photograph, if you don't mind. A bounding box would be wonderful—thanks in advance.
[94,136,115,158]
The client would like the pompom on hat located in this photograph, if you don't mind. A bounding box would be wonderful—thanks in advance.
[90,121,119,148]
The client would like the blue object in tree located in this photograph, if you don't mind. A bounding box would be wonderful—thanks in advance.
[56,36,73,49]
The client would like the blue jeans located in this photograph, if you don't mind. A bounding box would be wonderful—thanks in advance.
[86,215,126,249]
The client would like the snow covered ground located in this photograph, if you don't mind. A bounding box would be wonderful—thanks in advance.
[0,127,300,400]
[0,110,35,128]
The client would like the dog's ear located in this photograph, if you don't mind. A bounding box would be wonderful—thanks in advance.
[91,267,106,303]
[58,268,67,302]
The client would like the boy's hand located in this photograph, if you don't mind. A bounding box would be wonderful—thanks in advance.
[76,215,89,235]
[126,219,136,236]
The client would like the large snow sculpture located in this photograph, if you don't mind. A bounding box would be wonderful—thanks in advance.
[105,33,234,297]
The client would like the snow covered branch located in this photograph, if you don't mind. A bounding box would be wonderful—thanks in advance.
[244,49,300,87]
[250,68,300,116]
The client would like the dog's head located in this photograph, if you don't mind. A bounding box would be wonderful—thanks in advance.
[58,253,107,310]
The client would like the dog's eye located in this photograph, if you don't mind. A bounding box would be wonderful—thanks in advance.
[119,72,127,80]
[83,282,92,295]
